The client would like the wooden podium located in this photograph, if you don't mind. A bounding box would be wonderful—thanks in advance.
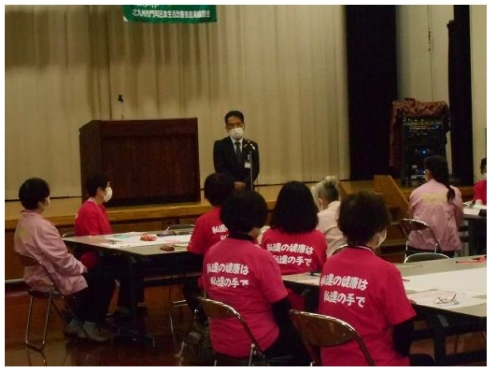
[79,118,201,206]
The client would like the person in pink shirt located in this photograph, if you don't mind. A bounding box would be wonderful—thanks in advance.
[261,181,326,310]
[202,190,308,365]
[312,176,345,256]
[14,178,115,342]
[318,191,433,366]
[407,155,464,257]
[471,157,487,255]
[183,173,234,322]
[473,157,486,205]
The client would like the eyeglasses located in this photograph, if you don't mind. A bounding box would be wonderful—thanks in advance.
[227,122,244,129]
[434,293,459,305]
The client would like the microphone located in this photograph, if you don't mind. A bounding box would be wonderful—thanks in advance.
[118,94,125,120]
[243,139,256,151]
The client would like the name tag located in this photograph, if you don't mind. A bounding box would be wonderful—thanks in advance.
[244,161,251,169]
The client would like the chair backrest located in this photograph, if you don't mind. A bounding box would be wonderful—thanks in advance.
[399,218,440,252]
[197,296,265,358]
[17,253,42,268]
[289,309,375,366]
[61,231,75,238]
[16,253,59,292]
[332,244,348,256]
[404,252,450,263]
[166,224,195,234]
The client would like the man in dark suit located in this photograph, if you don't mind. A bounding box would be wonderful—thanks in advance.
[213,110,260,191]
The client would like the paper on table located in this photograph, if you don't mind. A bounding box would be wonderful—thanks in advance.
[299,277,321,286]
[403,268,486,297]
[408,290,486,310]
[464,207,481,216]
[100,233,191,248]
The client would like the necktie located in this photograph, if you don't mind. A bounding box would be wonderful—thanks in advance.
[235,141,242,164]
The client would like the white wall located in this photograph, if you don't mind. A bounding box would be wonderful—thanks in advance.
[470,5,487,180]
[397,5,454,168]
[397,5,487,180]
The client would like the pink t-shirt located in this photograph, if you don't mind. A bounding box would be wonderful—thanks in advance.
[473,179,487,204]
[261,228,327,275]
[202,237,288,358]
[409,179,463,252]
[318,246,415,366]
[187,207,228,255]
[74,199,112,236]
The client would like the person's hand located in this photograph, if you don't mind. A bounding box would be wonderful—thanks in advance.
[234,181,246,191]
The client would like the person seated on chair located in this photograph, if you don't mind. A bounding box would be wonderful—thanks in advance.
[74,172,144,316]
[213,110,260,191]
[14,177,115,342]
[202,190,309,365]
[311,176,345,256]
[318,191,434,366]
[183,172,234,321]
[261,181,326,310]
[473,157,486,205]
[407,155,464,258]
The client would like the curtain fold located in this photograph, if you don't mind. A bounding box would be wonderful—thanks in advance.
[6,5,349,199]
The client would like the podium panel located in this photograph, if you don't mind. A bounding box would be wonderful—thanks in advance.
[80,119,200,206]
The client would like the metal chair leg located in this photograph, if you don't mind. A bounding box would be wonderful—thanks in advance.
[25,292,52,352]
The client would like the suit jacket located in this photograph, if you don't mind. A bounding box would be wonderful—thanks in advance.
[213,137,260,188]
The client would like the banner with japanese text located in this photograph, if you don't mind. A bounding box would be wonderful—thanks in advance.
[123,5,217,24]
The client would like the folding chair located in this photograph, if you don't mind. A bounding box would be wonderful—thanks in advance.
[399,218,441,260]
[17,253,88,351]
[404,252,450,263]
[289,309,374,366]
[166,223,195,342]
[331,244,348,256]
[198,296,292,366]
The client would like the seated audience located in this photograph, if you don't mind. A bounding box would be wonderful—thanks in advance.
[261,181,326,309]
[407,155,463,257]
[183,173,234,320]
[311,176,345,256]
[473,157,486,205]
[74,172,143,315]
[14,177,114,342]
[318,191,434,366]
[202,190,309,365]
[471,157,487,255]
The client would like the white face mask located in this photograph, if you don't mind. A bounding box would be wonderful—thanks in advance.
[229,127,244,140]
[374,229,387,249]
[39,197,50,211]
[103,187,113,202]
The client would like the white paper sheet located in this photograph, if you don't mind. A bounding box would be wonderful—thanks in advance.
[99,233,191,248]
[403,268,486,297]
[407,289,486,310]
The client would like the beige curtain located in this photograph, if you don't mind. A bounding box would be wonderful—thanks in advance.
[5,5,349,200]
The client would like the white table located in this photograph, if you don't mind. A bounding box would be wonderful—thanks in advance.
[283,256,487,365]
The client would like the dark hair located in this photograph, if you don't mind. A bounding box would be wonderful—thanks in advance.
[480,158,487,175]
[270,181,318,233]
[424,155,455,202]
[204,173,235,206]
[19,177,50,210]
[220,191,267,233]
[338,191,390,247]
[86,173,109,197]
[224,110,244,125]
